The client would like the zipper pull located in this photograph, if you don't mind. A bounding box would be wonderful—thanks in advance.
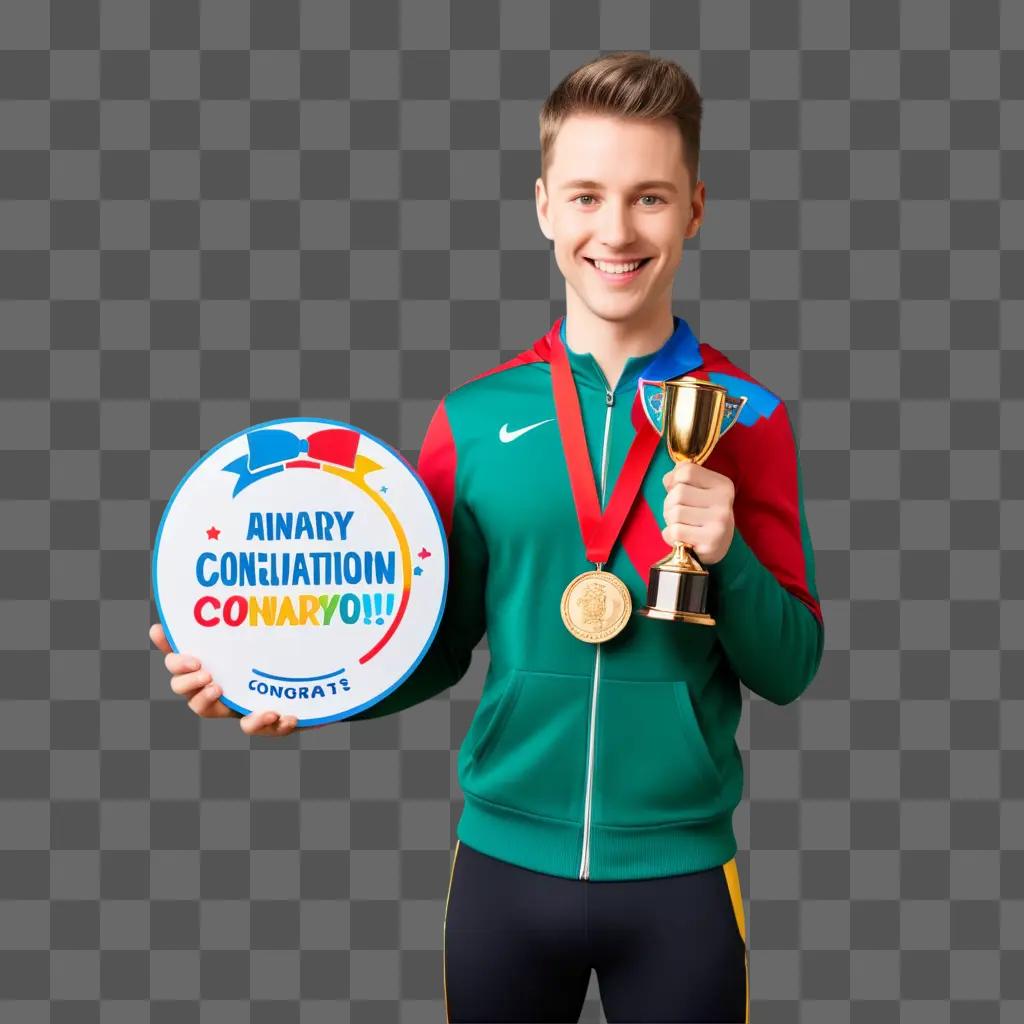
[606,388,614,407]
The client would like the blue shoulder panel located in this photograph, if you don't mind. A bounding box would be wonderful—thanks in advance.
[707,371,780,426]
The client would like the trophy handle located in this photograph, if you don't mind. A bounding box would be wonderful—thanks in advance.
[719,393,747,437]
[638,377,665,434]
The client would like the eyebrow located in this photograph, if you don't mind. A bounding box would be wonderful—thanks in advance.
[559,178,679,194]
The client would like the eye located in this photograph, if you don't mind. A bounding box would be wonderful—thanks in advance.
[570,194,667,207]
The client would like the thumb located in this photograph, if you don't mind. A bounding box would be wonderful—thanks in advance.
[149,623,170,654]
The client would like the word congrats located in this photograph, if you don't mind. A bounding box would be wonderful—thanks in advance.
[152,419,449,727]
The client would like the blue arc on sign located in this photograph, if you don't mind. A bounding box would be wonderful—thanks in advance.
[251,666,347,683]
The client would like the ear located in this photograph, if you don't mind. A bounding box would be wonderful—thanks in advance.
[684,180,706,240]
[535,176,553,242]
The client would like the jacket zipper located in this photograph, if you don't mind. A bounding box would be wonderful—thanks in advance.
[579,383,615,880]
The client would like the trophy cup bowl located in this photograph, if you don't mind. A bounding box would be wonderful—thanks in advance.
[635,375,747,625]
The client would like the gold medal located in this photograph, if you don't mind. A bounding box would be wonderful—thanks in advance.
[560,569,632,643]
[546,318,661,645]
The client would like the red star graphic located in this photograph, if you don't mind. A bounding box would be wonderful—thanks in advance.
[207,526,221,540]
[417,547,431,559]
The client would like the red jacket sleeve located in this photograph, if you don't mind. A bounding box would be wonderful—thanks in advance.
[708,398,825,705]
[344,397,488,721]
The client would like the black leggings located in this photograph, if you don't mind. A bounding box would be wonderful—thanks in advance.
[443,840,749,1023]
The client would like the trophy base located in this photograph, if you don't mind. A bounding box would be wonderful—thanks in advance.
[636,606,717,626]
[635,562,716,626]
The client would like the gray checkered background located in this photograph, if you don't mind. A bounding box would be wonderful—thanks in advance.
[0,0,1019,1021]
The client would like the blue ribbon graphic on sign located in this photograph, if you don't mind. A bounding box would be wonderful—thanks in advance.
[223,427,361,497]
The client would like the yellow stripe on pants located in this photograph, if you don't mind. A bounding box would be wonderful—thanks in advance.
[443,839,461,1024]
[722,857,749,1023]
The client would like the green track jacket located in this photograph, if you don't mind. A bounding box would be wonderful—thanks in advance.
[349,314,824,881]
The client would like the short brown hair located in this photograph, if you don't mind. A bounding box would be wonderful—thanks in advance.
[539,51,703,193]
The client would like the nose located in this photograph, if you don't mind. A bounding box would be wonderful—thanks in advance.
[595,198,638,249]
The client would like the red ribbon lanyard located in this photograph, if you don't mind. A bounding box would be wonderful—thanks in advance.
[548,329,662,565]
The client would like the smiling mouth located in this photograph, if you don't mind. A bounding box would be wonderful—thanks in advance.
[583,257,653,279]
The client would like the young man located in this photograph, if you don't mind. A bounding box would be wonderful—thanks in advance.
[154,51,823,1024]
[359,51,821,1024]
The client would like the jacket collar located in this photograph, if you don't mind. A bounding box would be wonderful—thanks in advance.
[558,313,704,397]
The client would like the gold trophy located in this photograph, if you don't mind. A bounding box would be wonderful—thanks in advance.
[635,375,747,625]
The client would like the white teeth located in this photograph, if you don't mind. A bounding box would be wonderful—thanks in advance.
[591,259,644,274]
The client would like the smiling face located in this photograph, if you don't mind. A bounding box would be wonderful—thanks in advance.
[536,113,704,326]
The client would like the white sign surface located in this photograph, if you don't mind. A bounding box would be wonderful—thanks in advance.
[152,418,449,726]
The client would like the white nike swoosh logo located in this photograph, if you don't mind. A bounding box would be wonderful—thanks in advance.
[499,418,554,443]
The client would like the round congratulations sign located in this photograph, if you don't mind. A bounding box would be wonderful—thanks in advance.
[152,418,449,727]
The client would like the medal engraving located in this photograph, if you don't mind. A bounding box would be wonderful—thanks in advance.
[560,569,632,643]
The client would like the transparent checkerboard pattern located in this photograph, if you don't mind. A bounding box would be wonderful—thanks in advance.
[0,0,1019,1022]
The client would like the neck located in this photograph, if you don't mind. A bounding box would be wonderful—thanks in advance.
[563,296,674,390]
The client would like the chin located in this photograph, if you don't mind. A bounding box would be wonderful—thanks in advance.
[580,293,651,323]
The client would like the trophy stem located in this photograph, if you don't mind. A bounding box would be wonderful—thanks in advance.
[653,540,704,573]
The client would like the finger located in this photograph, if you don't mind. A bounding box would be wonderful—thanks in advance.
[274,715,299,736]
[170,667,214,697]
[663,522,701,547]
[686,464,719,489]
[666,482,713,509]
[249,713,298,737]
[663,463,703,488]
[664,503,708,526]
[150,623,170,654]
[240,710,280,736]
[187,681,233,717]
[165,650,201,676]
[257,714,298,736]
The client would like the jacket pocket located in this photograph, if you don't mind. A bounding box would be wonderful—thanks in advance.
[465,672,523,768]
[593,676,725,827]
[460,668,591,824]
